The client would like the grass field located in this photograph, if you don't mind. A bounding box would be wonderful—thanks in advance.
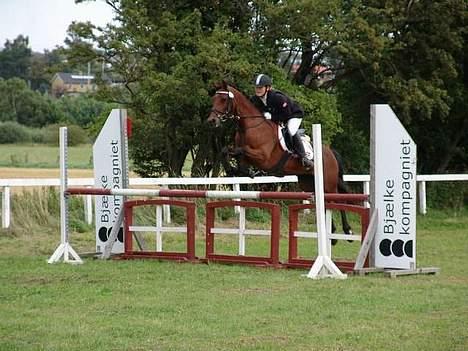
[0,187,467,350]
[0,144,93,169]
[0,143,197,176]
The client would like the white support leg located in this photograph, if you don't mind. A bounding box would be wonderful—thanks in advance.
[307,124,346,279]
[101,209,124,259]
[325,209,333,258]
[49,127,82,264]
[354,210,378,270]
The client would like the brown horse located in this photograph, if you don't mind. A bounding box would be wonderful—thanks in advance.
[207,81,353,238]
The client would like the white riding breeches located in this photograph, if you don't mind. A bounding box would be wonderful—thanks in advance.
[287,118,302,136]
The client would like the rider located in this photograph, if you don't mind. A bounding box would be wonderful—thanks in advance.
[250,74,314,169]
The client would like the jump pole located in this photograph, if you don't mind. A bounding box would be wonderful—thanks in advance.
[48,127,83,264]
[52,123,362,276]
[306,124,347,279]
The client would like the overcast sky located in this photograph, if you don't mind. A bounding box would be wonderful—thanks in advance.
[0,0,114,52]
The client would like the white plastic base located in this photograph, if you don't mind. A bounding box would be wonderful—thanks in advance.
[48,243,83,264]
[306,255,347,280]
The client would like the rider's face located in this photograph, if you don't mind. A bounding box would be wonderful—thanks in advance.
[255,86,269,97]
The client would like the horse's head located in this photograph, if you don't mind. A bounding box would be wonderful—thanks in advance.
[207,81,237,127]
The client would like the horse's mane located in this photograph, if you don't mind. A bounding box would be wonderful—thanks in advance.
[213,80,264,117]
[214,81,250,101]
[231,85,251,101]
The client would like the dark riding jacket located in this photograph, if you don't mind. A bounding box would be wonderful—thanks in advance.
[250,90,304,123]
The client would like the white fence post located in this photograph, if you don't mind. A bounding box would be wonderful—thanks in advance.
[419,181,427,215]
[233,183,241,214]
[162,185,171,224]
[2,186,11,228]
[363,181,370,208]
[1,174,466,224]
[84,192,93,225]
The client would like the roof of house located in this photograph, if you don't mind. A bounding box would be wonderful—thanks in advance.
[53,72,95,85]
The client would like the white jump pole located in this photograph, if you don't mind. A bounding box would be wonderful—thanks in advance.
[48,127,83,264]
[307,124,347,279]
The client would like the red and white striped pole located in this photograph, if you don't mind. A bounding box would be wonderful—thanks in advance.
[66,187,367,203]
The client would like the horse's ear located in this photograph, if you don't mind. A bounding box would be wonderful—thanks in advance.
[221,80,228,90]
[213,80,226,91]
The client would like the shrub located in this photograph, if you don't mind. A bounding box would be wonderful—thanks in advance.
[42,124,90,146]
[426,181,468,210]
[0,121,32,144]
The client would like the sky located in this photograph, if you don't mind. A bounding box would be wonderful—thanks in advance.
[0,0,115,52]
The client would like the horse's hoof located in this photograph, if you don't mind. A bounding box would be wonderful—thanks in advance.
[331,239,338,246]
[302,159,314,170]
[347,230,354,243]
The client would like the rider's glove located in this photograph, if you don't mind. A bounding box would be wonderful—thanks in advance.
[264,112,272,120]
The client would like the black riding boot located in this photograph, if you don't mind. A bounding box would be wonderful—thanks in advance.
[293,133,313,169]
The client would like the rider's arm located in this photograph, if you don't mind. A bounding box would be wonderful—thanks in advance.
[269,92,294,122]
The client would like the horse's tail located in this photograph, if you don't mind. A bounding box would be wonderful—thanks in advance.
[332,149,354,238]
[332,149,350,194]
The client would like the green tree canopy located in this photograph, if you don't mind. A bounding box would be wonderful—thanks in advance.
[66,0,467,175]
[66,0,343,177]
[0,78,59,127]
[0,35,32,81]
[334,0,467,173]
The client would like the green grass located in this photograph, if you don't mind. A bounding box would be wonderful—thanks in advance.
[0,143,93,169]
[0,190,467,350]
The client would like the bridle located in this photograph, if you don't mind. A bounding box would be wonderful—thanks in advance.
[211,89,266,126]
[210,87,278,143]
[210,90,236,122]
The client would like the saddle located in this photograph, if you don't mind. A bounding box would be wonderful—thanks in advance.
[278,125,314,161]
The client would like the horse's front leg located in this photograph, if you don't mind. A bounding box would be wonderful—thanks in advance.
[221,146,254,177]
[221,146,238,176]
[231,147,245,157]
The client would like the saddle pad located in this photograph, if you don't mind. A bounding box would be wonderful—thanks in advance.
[277,125,314,161]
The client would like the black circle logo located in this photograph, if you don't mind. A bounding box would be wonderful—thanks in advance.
[98,226,124,243]
[379,238,413,258]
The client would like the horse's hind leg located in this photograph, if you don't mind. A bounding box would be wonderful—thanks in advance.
[331,218,338,246]
[340,210,354,243]
[337,181,354,242]
[336,162,354,242]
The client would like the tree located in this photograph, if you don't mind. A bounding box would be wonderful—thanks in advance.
[0,78,59,127]
[67,0,343,177]
[0,35,32,81]
[334,0,468,173]
[29,48,73,93]
[54,94,117,128]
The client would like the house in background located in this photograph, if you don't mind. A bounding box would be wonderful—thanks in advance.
[50,72,97,97]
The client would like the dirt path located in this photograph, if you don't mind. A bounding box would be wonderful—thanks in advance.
[0,167,94,178]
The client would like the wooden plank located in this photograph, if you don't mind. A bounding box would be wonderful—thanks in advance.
[384,267,440,278]
[352,267,385,276]
[353,210,378,270]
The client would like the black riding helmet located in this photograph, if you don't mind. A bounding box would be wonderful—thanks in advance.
[254,74,272,87]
